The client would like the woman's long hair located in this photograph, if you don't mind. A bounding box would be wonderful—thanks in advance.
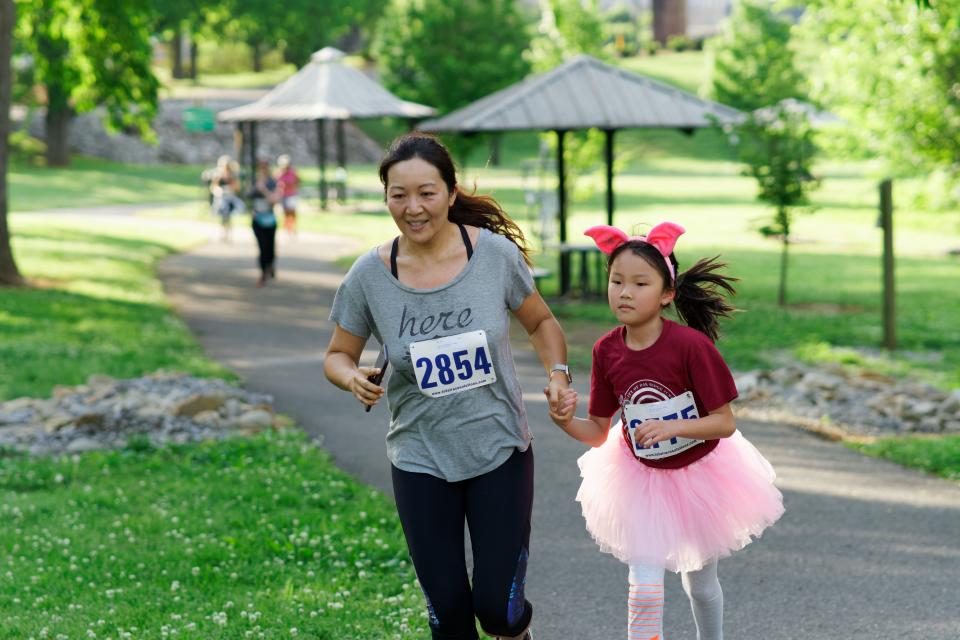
[378,132,531,264]
[608,241,737,342]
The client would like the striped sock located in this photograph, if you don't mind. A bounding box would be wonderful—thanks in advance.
[627,563,665,640]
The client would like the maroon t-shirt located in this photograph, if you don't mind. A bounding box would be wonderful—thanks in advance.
[588,319,739,469]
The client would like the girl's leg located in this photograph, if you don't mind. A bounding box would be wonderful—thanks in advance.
[391,465,478,640]
[681,561,723,640]
[626,563,665,640]
[464,448,534,639]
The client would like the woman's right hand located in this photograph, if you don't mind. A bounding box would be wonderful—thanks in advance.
[545,387,578,427]
[350,367,385,407]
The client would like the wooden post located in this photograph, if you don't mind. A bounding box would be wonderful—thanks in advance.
[605,129,615,227]
[317,119,328,210]
[556,130,569,296]
[336,120,346,204]
[248,121,257,187]
[880,179,895,350]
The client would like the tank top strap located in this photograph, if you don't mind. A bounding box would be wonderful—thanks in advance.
[389,224,472,280]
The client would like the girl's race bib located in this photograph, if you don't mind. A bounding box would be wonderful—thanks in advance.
[408,330,497,398]
[623,391,703,460]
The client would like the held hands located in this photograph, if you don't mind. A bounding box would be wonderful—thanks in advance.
[632,418,679,449]
[544,386,578,428]
[350,367,385,407]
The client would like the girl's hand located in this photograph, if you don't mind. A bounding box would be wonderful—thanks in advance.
[545,387,578,427]
[350,367,385,407]
[633,419,678,449]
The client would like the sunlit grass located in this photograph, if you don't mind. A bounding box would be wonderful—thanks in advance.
[0,431,428,639]
[9,157,205,212]
[0,216,232,400]
[847,435,960,481]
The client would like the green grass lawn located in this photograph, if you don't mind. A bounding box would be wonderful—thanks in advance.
[281,128,960,392]
[847,435,960,481]
[0,431,428,639]
[9,156,205,212]
[0,216,231,400]
[0,215,430,637]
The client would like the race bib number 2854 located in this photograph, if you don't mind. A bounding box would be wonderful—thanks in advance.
[408,330,497,399]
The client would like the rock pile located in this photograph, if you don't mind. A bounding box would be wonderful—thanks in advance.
[25,100,384,167]
[735,363,960,439]
[0,373,284,456]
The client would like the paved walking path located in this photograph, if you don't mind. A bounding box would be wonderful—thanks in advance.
[148,217,959,639]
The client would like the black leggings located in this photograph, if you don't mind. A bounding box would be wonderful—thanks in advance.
[392,447,534,640]
[251,220,276,275]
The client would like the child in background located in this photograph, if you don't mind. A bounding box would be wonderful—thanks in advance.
[548,222,784,640]
[275,154,299,237]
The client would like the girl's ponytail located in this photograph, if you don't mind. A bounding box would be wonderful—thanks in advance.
[673,257,738,342]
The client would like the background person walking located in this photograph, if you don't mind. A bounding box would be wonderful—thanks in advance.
[209,155,244,243]
[249,159,280,287]
[549,222,784,640]
[324,133,570,640]
[275,154,299,237]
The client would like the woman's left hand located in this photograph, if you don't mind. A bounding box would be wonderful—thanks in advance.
[632,419,679,449]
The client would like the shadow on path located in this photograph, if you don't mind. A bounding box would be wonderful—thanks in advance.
[158,225,960,640]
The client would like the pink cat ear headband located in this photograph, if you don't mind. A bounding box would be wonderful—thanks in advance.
[583,222,686,283]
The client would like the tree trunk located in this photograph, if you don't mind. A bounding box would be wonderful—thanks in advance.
[778,222,789,307]
[171,26,185,79]
[653,0,687,46]
[44,104,72,167]
[188,36,198,80]
[489,134,501,167]
[252,41,263,73]
[0,0,24,286]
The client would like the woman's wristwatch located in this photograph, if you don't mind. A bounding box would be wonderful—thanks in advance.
[549,364,572,383]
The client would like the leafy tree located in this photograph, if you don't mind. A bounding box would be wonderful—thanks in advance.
[16,0,159,167]
[528,0,608,202]
[374,0,531,116]
[796,0,960,188]
[709,0,817,306]
[706,0,807,111]
[214,0,289,72]
[734,105,819,306]
[1,0,23,286]
[213,0,388,68]
[153,0,212,79]
[604,4,640,57]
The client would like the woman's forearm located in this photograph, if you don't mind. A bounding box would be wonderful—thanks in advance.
[324,351,361,391]
[528,316,567,374]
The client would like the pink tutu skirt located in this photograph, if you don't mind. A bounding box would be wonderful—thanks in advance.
[576,426,784,573]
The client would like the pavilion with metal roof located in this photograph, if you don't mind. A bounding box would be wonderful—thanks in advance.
[420,54,741,294]
[218,47,436,208]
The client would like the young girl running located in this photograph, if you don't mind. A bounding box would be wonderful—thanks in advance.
[548,222,784,640]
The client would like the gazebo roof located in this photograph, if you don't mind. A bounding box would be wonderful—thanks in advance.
[218,47,436,122]
[420,54,741,133]
[753,98,843,127]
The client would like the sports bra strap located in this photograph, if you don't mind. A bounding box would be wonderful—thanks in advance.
[390,236,399,278]
[390,224,472,279]
[458,223,474,260]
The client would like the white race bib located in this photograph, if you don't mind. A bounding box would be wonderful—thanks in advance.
[623,391,703,460]
[409,330,497,398]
